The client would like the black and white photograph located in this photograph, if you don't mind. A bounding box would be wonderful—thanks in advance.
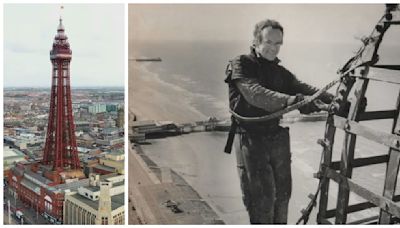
[128,4,400,225]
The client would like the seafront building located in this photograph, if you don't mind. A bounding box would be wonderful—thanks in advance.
[63,174,124,225]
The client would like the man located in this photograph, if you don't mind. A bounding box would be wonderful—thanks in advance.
[224,19,333,224]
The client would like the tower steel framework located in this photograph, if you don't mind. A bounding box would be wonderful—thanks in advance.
[43,18,80,171]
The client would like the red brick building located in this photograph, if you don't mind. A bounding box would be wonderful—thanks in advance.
[7,162,89,223]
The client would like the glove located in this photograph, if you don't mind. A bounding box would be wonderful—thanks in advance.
[318,92,334,104]
[299,103,321,114]
[288,94,323,114]
[313,99,330,111]
[299,95,321,114]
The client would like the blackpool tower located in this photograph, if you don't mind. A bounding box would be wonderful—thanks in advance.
[42,17,81,174]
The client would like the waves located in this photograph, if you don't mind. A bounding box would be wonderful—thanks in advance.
[133,61,229,121]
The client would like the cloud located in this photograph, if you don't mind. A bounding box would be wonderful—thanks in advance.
[4,4,124,87]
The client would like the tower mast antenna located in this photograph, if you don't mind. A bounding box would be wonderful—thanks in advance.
[60,5,64,20]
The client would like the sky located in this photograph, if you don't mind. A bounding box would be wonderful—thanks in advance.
[4,4,124,87]
[129,4,400,87]
[129,4,391,44]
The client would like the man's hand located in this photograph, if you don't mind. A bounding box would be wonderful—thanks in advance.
[288,94,329,114]
[299,96,327,114]
[313,99,329,111]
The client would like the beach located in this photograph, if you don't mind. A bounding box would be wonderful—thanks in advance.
[129,61,207,123]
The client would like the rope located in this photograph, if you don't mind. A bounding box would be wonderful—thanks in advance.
[352,75,400,85]
[229,77,341,123]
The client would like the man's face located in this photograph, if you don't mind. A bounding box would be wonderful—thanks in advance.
[255,26,283,61]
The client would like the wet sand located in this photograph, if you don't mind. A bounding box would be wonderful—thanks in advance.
[129,62,206,123]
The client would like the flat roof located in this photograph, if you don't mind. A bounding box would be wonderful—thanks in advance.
[4,146,25,158]
[83,180,125,193]
[24,169,54,186]
[56,178,90,192]
[20,178,41,194]
[69,192,124,211]
[94,164,116,173]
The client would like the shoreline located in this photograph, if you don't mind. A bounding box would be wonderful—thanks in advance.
[129,62,208,124]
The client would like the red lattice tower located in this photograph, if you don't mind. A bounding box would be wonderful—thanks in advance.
[43,18,80,171]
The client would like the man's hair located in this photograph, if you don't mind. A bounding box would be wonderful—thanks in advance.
[253,19,284,46]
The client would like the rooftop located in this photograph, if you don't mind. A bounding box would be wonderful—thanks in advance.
[102,128,120,134]
[69,192,124,211]
[4,146,25,158]
[94,164,116,173]
[20,178,41,194]
[24,169,54,186]
[83,180,124,193]
[56,178,90,192]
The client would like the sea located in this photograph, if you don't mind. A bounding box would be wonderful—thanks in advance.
[131,39,400,119]
[131,40,400,224]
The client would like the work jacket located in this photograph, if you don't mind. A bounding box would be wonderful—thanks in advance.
[225,47,332,131]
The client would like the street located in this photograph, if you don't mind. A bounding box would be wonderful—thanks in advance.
[3,186,50,225]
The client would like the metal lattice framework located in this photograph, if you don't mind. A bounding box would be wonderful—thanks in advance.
[43,18,80,171]
[311,4,400,224]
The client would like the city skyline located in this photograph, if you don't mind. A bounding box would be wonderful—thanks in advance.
[4,4,124,87]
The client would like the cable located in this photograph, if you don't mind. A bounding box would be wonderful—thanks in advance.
[229,77,341,123]
[352,75,400,85]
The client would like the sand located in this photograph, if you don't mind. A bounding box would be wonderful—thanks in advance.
[129,62,207,123]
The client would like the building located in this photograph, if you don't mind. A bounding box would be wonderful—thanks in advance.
[7,162,89,223]
[105,118,116,128]
[96,138,124,147]
[3,146,26,176]
[116,108,124,128]
[20,104,32,111]
[63,174,124,224]
[8,164,125,224]
[106,104,118,112]
[93,151,124,175]
[96,128,124,146]
[88,103,107,114]
[4,134,45,151]
[75,121,91,132]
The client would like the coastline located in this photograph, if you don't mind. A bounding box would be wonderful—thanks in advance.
[129,62,207,124]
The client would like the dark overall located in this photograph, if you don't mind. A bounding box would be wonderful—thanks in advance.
[225,47,331,224]
[234,126,291,224]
